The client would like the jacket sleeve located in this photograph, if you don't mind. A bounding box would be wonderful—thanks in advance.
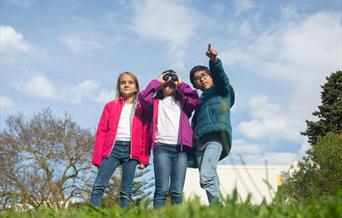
[139,119,152,165]
[91,103,110,167]
[210,58,231,97]
[177,82,201,117]
[134,103,152,166]
[138,80,161,114]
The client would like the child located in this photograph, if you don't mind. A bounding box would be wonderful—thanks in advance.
[139,70,200,208]
[90,72,150,208]
[189,44,235,205]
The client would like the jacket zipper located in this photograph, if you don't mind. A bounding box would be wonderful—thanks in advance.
[129,102,136,159]
[178,100,184,151]
[108,100,123,157]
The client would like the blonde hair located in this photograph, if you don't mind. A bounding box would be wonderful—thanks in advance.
[115,71,140,103]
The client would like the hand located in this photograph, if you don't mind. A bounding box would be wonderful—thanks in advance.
[137,163,145,170]
[205,43,217,62]
[174,73,182,86]
[159,73,169,84]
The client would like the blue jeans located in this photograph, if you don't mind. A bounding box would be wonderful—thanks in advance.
[153,143,187,208]
[196,138,223,204]
[90,141,138,208]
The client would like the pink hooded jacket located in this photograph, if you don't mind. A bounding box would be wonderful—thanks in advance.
[91,97,151,167]
[138,80,200,151]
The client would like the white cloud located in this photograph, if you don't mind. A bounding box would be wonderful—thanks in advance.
[297,137,310,158]
[226,137,307,165]
[0,25,31,52]
[95,89,116,103]
[131,0,199,46]
[279,12,340,75]
[237,95,303,142]
[17,76,57,99]
[225,11,341,142]
[0,96,15,108]
[212,3,226,16]
[15,76,104,103]
[62,35,102,54]
[248,152,296,165]
[238,20,253,36]
[234,0,256,15]
[228,152,298,165]
[11,0,32,8]
[231,139,261,154]
[66,80,100,103]
[263,152,298,165]
[223,11,341,80]
[130,0,203,69]
[280,6,299,19]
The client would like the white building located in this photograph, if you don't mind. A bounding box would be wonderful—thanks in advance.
[184,164,289,204]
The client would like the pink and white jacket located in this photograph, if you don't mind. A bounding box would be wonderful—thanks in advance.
[138,80,200,151]
[91,97,151,167]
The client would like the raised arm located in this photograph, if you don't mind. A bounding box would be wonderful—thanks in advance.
[206,43,231,96]
[138,80,161,112]
[177,82,200,117]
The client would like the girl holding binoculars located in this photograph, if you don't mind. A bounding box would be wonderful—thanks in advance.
[139,70,200,208]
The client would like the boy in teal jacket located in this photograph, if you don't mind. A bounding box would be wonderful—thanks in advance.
[189,44,235,205]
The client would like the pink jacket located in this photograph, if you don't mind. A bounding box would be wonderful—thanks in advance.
[139,80,200,151]
[91,97,151,167]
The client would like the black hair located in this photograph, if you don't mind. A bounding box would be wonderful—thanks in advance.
[189,65,211,87]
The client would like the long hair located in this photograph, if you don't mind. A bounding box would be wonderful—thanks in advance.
[115,71,140,103]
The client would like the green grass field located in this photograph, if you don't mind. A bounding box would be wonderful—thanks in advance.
[1,192,341,218]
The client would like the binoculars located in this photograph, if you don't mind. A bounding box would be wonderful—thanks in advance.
[162,71,178,81]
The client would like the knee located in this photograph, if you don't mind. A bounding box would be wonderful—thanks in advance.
[199,173,215,188]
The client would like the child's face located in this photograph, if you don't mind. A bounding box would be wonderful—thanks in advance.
[162,81,177,97]
[119,74,137,99]
[193,70,213,91]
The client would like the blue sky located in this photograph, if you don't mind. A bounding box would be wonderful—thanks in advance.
[1,0,341,166]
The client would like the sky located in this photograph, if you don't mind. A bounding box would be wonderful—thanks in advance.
[1,0,341,167]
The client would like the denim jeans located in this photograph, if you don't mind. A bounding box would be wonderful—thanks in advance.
[153,143,187,208]
[90,141,138,208]
[196,138,223,205]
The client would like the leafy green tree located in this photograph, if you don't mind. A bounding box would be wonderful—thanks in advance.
[283,71,342,201]
[283,133,342,200]
[302,71,342,145]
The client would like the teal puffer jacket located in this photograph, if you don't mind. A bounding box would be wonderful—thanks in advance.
[192,58,235,160]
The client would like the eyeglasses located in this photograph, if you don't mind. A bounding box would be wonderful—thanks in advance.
[193,72,209,82]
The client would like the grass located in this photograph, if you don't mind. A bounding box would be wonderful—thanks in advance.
[1,191,341,218]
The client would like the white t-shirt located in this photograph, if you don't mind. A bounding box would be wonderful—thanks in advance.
[116,103,134,141]
[156,96,181,145]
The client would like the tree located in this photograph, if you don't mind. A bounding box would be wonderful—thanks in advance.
[283,133,342,200]
[283,71,342,201]
[100,168,154,207]
[0,108,154,210]
[0,109,94,210]
[302,71,342,145]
